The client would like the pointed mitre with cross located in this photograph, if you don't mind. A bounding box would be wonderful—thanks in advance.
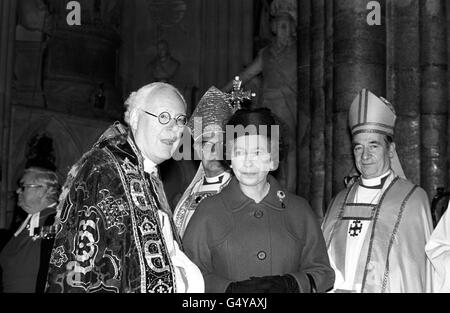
[348,88,406,179]
[187,76,255,142]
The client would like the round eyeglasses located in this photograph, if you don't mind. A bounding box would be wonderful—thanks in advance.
[141,109,187,127]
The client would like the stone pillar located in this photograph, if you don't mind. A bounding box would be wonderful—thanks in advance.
[310,0,326,218]
[386,0,421,184]
[222,0,254,83]
[0,0,17,229]
[297,0,311,198]
[420,0,448,200]
[324,0,334,209]
[333,0,386,194]
[448,0,450,189]
[199,0,253,93]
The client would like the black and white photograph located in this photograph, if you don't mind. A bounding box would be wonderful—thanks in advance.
[0,0,449,305]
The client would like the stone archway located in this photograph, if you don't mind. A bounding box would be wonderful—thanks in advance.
[10,114,83,186]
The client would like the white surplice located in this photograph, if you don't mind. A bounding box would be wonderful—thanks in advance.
[335,171,390,292]
[426,205,450,292]
[144,157,204,293]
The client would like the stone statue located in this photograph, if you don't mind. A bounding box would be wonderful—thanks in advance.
[17,0,51,33]
[223,0,302,193]
[149,40,180,83]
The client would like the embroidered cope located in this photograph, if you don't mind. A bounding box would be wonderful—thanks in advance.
[45,123,204,293]
[173,166,231,238]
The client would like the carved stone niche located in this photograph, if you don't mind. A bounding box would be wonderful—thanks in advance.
[43,25,122,120]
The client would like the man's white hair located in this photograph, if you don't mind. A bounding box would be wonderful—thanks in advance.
[24,167,60,203]
[123,82,187,126]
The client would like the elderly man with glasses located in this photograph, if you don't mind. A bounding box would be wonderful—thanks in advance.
[46,82,204,293]
[0,167,60,293]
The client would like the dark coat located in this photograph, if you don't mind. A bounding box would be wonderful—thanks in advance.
[0,207,56,293]
[183,175,335,292]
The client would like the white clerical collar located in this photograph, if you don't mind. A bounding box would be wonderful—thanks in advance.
[143,156,158,175]
[360,170,391,187]
[203,171,230,185]
[14,202,58,237]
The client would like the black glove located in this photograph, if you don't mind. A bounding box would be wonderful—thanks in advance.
[252,274,300,293]
[226,277,268,293]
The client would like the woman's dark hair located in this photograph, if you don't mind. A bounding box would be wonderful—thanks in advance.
[224,108,286,165]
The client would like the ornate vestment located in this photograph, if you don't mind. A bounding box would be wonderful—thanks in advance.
[322,172,433,292]
[173,165,231,238]
[46,123,203,293]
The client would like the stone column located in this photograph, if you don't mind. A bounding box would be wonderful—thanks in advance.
[310,0,326,218]
[420,0,448,200]
[0,0,17,229]
[448,0,450,190]
[333,0,386,194]
[199,0,253,92]
[324,0,334,209]
[297,0,311,198]
[386,0,421,184]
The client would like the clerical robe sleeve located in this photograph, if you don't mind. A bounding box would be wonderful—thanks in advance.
[426,206,450,292]
[157,210,205,293]
[285,197,335,293]
[46,151,129,293]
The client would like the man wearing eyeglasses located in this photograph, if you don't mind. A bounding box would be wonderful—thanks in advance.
[46,82,204,293]
[0,167,60,293]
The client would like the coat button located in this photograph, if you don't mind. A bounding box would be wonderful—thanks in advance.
[257,251,266,260]
[254,210,264,218]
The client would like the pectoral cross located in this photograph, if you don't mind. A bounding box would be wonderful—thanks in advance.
[224,76,256,111]
[349,220,363,237]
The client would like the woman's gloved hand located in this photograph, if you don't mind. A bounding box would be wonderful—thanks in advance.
[225,277,269,293]
[255,274,299,293]
[226,274,300,293]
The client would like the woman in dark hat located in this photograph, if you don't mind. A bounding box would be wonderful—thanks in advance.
[183,108,334,293]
